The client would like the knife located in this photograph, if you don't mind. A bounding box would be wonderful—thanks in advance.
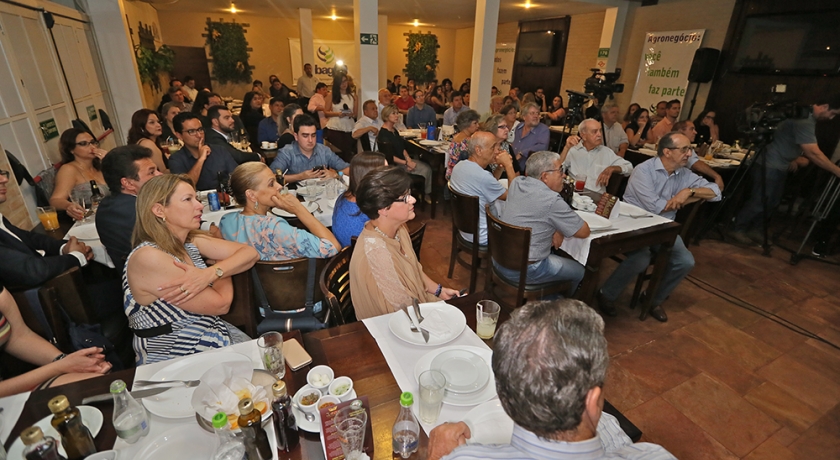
[82,385,173,404]
[404,306,429,343]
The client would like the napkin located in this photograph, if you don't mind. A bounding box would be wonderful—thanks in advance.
[190,361,268,422]
[410,304,451,338]
[572,194,595,212]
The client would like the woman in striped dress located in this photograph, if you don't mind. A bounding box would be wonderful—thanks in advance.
[124,174,259,365]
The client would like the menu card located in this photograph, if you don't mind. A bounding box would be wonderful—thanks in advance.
[318,396,374,460]
[595,193,619,219]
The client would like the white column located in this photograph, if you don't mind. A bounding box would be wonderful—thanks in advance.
[378,15,389,89]
[469,0,500,112]
[353,0,379,105]
[82,0,143,140]
[299,9,314,78]
[596,4,629,72]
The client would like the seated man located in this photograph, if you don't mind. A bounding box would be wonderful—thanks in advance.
[480,95,504,123]
[672,120,724,190]
[204,105,262,164]
[499,151,589,295]
[601,104,629,157]
[449,131,517,246]
[443,91,469,126]
[648,99,680,143]
[269,114,349,184]
[598,132,721,322]
[560,118,633,193]
[257,97,284,144]
[96,145,162,271]
[394,86,415,115]
[0,170,92,287]
[511,103,550,171]
[169,112,239,191]
[428,299,676,460]
[405,90,437,129]
[352,100,382,152]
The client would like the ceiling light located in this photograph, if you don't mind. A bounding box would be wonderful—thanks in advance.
[336,60,344,67]
[413,19,419,27]
[331,14,337,20]
[525,1,532,8]
[229,3,237,13]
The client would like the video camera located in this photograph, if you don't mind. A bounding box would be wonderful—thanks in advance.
[737,100,809,144]
[584,68,624,106]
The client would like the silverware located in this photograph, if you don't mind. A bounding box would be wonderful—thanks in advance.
[619,213,653,219]
[82,385,174,404]
[402,306,429,343]
[412,298,425,323]
[314,202,323,214]
[134,379,201,388]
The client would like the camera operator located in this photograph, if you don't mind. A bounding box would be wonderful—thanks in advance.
[729,94,840,245]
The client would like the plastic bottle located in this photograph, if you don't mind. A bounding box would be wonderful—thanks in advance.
[270,380,299,453]
[237,397,272,460]
[110,379,150,444]
[48,395,96,460]
[392,391,420,459]
[211,412,247,460]
[20,427,64,460]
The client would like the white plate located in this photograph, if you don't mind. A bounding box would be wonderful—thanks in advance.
[419,139,443,146]
[431,349,490,394]
[462,400,514,445]
[387,303,466,347]
[141,351,251,419]
[7,405,103,459]
[291,384,358,433]
[271,201,318,218]
[575,210,612,230]
[70,224,100,241]
[134,423,216,460]
[414,346,496,407]
[299,179,328,187]
[296,185,324,198]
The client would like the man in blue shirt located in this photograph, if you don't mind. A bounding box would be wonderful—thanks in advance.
[599,132,720,322]
[169,112,239,191]
[511,102,550,172]
[443,91,468,126]
[269,114,349,184]
[406,90,437,129]
[257,97,284,144]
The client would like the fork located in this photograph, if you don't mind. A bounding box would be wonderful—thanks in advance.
[412,297,425,323]
[401,307,420,333]
[134,379,201,388]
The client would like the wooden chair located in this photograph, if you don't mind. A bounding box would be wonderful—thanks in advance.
[220,270,259,339]
[252,258,328,334]
[485,205,570,309]
[319,245,356,326]
[447,185,488,292]
[409,221,427,262]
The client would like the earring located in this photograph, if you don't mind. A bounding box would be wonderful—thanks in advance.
[162,217,166,222]
[253,201,259,210]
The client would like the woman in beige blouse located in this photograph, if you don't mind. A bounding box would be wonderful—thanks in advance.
[349,166,459,320]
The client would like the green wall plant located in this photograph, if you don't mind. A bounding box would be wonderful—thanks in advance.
[134,44,174,92]
[404,32,439,84]
[205,19,253,85]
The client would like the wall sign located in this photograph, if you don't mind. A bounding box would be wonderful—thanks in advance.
[39,119,58,142]
[360,33,378,45]
[86,105,97,121]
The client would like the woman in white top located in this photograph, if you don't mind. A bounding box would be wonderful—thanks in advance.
[324,72,357,161]
[501,104,521,144]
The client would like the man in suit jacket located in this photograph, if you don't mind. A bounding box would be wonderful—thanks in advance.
[96,145,163,271]
[205,105,262,165]
[0,169,92,287]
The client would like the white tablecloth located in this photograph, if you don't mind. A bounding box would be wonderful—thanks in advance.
[65,220,114,268]
[0,391,31,444]
[362,310,494,436]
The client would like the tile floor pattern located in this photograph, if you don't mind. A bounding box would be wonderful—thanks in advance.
[409,205,840,460]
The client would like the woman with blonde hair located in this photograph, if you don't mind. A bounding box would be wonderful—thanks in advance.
[220,162,340,261]
[124,174,259,364]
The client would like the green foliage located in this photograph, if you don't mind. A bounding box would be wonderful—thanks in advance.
[134,44,175,92]
[404,33,439,84]
[206,20,253,85]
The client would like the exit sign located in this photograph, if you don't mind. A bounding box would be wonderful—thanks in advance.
[360,33,378,45]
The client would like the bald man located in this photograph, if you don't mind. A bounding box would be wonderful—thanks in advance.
[559,119,633,193]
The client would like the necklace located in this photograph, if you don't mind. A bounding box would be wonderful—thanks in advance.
[72,162,97,182]
[373,226,399,242]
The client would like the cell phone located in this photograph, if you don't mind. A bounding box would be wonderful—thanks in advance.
[312,165,325,172]
[283,338,313,371]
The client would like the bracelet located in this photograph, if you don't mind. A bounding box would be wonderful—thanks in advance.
[52,353,66,362]
[434,284,442,297]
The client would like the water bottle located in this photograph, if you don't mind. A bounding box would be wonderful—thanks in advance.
[110,379,150,444]
[392,392,419,459]
[212,412,247,460]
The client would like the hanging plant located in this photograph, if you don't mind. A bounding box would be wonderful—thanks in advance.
[205,19,253,85]
[134,45,175,92]
[404,32,439,85]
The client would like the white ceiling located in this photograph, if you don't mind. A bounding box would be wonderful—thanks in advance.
[145,0,624,29]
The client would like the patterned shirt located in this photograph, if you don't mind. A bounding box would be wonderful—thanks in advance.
[219,212,338,261]
[446,138,470,180]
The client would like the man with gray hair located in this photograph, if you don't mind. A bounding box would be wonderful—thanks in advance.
[450,131,517,245]
[427,299,676,460]
[498,151,589,293]
[511,102,550,171]
[560,119,633,193]
[601,104,629,157]
[480,95,504,123]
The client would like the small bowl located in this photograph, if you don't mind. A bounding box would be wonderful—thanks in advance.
[307,365,334,392]
[317,395,341,411]
[329,376,354,401]
[295,388,322,414]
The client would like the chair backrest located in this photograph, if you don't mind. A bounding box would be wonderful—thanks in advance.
[220,270,259,339]
[486,204,531,274]
[359,132,373,152]
[3,286,71,378]
[409,222,427,262]
[448,185,481,244]
[254,258,326,312]
[319,245,355,326]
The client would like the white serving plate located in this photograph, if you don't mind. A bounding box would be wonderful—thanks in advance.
[431,349,490,394]
[387,302,466,347]
[271,201,318,218]
[413,346,496,407]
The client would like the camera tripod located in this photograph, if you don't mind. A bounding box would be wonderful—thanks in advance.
[776,173,840,265]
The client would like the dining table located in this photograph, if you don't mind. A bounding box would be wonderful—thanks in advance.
[2,293,640,459]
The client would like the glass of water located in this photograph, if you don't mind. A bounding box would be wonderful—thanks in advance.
[257,331,285,379]
[418,370,446,424]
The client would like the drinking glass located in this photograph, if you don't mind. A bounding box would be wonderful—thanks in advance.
[418,123,427,140]
[418,370,446,424]
[257,331,285,379]
[36,206,60,231]
[476,300,501,339]
[333,405,367,460]
[70,192,92,222]
[574,174,587,192]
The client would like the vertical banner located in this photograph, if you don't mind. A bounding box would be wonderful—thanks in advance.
[289,39,357,86]
[629,30,704,116]
[493,43,516,96]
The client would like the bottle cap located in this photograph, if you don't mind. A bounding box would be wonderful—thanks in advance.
[238,397,254,415]
[400,392,413,406]
[272,381,287,397]
[48,395,70,413]
[212,412,229,429]
[110,379,127,394]
[21,426,45,446]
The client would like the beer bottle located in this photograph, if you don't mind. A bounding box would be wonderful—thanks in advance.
[48,395,96,460]
[237,397,272,460]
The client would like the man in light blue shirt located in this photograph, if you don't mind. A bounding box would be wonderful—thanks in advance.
[598,132,720,322]
[269,114,349,184]
[406,90,437,129]
[427,300,676,460]
[443,91,468,126]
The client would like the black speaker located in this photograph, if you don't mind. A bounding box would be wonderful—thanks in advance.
[688,48,720,83]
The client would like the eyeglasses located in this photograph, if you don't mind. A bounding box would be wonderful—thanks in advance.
[497,125,509,130]
[75,140,99,147]
[182,127,205,136]
[394,194,413,204]
[668,146,692,153]
[0,169,9,179]
[705,115,715,120]
[542,168,563,175]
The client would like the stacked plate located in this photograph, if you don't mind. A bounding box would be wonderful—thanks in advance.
[413,346,496,407]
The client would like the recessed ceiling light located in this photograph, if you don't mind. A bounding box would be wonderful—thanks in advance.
[524,1,532,8]
[229,2,237,13]
[413,19,419,27]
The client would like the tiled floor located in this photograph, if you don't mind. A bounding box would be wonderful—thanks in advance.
[410,204,840,460]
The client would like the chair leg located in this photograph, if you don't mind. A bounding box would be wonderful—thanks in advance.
[629,271,647,310]
[468,251,479,293]
[448,230,459,279]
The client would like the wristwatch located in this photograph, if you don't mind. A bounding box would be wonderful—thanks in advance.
[209,266,224,287]
[689,188,696,197]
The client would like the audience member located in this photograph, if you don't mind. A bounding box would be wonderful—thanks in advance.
[601,105,629,157]
[406,90,437,129]
[332,152,387,247]
[445,110,482,180]
[269,75,295,104]
[277,103,303,149]
[324,73,357,161]
[511,103,550,172]
[406,78,416,94]
[491,86,499,97]
[308,82,329,138]
[443,91,469,126]
[296,63,320,99]
[672,120,725,190]
[598,132,720,321]
[182,75,198,102]
[560,119,633,193]
[352,100,381,151]
[441,79,454,103]
[258,97,284,144]
[96,145,162,270]
[427,299,676,460]
[349,166,459,319]
[648,99,681,142]
[377,87,394,115]
[160,102,181,144]
[158,85,188,114]
[204,105,262,165]
[377,105,433,199]
[428,86,447,114]
[480,95,504,123]
[649,100,667,125]
[625,108,651,148]
[387,75,401,94]
[239,91,266,147]
[483,114,521,175]
[499,151,589,295]
[501,104,520,143]
[693,110,719,145]
[50,128,110,221]
[269,114,349,183]
[127,108,168,173]
[394,86,415,115]
[534,87,548,112]
[251,80,268,98]
[521,92,536,106]
[546,96,566,126]
[463,91,471,107]
[169,112,239,191]
[508,87,522,111]
[623,103,641,129]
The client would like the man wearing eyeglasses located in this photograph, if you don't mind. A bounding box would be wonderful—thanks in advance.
[169,112,239,191]
[597,132,720,322]
[560,118,633,194]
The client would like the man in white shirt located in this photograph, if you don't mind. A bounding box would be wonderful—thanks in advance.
[443,92,469,126]
[560,119,634,193]
[601,104,628,157]
[352,100,382,152]
[183,75,198,102]
[296,63,320,98]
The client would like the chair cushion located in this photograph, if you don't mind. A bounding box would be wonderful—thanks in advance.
[491,266,563,292]
[455,233,488,254]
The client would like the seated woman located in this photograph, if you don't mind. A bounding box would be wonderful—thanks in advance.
[500,104,520,143]
[125,174,259,365]
[240,91,266,147]
[428,86,447,114]
[625,109,651,149]
[332,152,387,247]
[0,284,111,397]
[277,103,303,149]
[693,110,720,145]
[50,128,110,221]
[377,105,434,200]
[445,109,481,180]
[349,166,459,320]
[127,108,168,173]
[483,114,521,176]
[622,103,641,129]
[546,96,566,126]
[220,162,340,260]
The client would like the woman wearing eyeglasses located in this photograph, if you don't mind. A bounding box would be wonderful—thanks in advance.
[50,128,110,221]
[482,114,521,176]
[349,166,459,320]
[693,110,719,145]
